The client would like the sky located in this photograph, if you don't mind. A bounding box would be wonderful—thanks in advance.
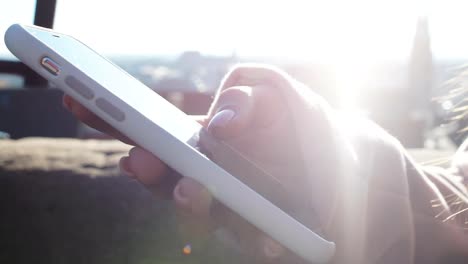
[2,0,468,62]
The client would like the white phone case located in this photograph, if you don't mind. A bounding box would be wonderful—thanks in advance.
[5,24,335,263]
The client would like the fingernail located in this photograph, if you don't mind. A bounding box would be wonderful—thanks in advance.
[174,182,191,206]
[208,108,236,134]
[120,157,135,178]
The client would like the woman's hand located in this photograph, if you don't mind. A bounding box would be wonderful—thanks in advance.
[63,65,295,261]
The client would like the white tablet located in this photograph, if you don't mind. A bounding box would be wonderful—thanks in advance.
[5,24,335,263]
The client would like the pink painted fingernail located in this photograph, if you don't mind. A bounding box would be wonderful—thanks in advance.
[207,108,235,134]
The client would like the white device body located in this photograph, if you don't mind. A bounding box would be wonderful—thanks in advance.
[5,24,335,263]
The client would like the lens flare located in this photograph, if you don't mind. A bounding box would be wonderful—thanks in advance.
[182,244,192,255]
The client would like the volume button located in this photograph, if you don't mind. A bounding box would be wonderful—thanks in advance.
[96,98,126,122]
[65,76,95,100]
[65,75,94,100]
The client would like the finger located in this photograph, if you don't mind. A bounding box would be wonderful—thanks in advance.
[207,86,253,139]
[221,64,292,91]
[120,149,181,199]
[173,177,216,238]
[173,177,212,216]
[207,84,282,140]
[121,147,169,185]
[63,94,111,133]
[63,95,136,144]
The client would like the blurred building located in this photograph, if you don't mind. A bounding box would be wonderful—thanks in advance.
[408,17,434,126]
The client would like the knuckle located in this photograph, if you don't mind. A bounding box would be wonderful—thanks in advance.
[215,86,252,110]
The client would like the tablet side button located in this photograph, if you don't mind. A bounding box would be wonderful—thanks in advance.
[65,75,95,100]
[96,98,126,122]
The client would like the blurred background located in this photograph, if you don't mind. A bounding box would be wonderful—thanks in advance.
[1,0,468,149]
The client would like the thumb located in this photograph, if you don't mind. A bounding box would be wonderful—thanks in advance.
[207,84,279,140]
[207,86,254,140]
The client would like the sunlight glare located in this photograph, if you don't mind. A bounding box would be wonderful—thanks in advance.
[51,0,468,111]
